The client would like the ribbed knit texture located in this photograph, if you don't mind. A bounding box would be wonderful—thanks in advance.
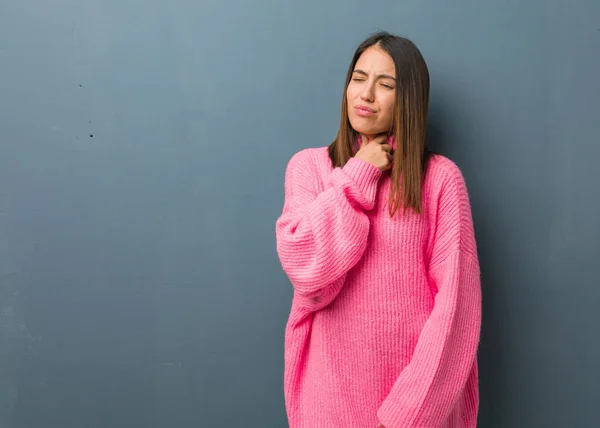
[275,145,482,428]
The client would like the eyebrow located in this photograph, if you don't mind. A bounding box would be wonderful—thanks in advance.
[353,69,396,81]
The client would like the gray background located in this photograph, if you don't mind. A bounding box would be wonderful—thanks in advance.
[1,1,599,427]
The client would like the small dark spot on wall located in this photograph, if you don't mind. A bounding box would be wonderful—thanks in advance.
[79,84,82,87]
[90,134,93,138]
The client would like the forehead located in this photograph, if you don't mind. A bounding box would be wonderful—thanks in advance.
[354,46,395,74]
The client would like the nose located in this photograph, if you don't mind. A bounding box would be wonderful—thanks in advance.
[360,82,374,103]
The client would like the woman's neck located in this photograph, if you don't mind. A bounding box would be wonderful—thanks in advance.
[357,134,396,149]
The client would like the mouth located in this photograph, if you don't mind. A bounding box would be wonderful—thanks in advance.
[354,106,376,117]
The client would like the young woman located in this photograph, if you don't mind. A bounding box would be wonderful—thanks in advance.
[275,32,481,428]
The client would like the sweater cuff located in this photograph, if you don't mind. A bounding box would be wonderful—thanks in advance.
[340,157,382,209]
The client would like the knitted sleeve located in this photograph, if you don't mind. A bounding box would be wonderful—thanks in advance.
[276,149,381,312]
[377,163,482,428]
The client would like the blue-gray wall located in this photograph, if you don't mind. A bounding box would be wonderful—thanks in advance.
[1,1,599,427]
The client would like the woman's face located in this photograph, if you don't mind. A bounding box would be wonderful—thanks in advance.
[346,45,396,140]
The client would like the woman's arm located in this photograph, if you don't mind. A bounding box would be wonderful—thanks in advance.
[276,149,382,312]
[377,164,482,428]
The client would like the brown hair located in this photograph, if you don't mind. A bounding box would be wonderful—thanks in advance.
[328,31,433,215]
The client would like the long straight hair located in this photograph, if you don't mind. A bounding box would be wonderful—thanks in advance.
[328,32,432,215]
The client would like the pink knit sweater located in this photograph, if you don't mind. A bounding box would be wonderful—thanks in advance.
[275,144,481,428]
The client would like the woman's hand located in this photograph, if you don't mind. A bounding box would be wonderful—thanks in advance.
[354,133,393,172]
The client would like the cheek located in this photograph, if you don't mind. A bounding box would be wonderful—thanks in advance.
[346,89,360,115]
[381,96,395,122]
[346,85,357,102]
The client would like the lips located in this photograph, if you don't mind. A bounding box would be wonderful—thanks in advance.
[354,106,376,117]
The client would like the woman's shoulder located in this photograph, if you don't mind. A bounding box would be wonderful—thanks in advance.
[285,146,331,173]
[424,153,471,197]
[427,153,467,181]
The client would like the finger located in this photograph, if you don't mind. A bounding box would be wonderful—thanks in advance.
[380,143,392,152]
